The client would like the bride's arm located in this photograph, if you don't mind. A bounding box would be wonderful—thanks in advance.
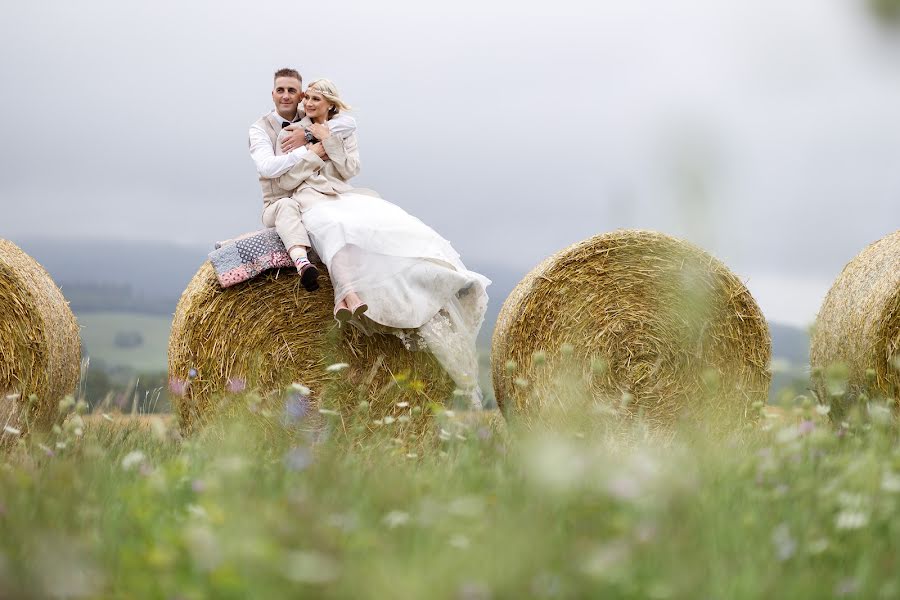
[277,144,328,191]
[321,132,360,180]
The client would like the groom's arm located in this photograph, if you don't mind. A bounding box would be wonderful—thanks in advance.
[249,123,310,179]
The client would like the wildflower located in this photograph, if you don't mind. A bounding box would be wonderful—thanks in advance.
[816,404,831,416]
[289,383,310,395]
[187,368,198,379]
[834,578,860,597]
[283,551,340,584]
[191,479,206,493]
[168,378,188,396]
[373,419,384,426]
[882,472,900,493]
[505,360,518,373]
[225,378,246,393]
[317,408,340,416]
[514,377,529,388]
[284,447,313,472]
[406,453,418,459]
[121,450,146,471]
[771,524,796,562]
[532,350,547,366]
[383,510,410,528]
[835,510,869,530]
[397,415,410,423]
[284,392,309,424]
[383,416,396,425]
[3,426,21,436]
[325,362,349,372]
[439,428,452,441]
[798,420,815,435]
[37,443,54,457]
[101,413,113,422]
[396,401,409,408]
[449,534,471,550]
[476,427,492,441]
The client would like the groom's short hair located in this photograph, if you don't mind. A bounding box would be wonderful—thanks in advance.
[274,68,302,84]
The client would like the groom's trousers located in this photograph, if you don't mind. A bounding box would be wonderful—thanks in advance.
[261,197,311,252]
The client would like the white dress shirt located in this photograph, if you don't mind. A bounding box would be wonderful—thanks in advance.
[249,112,357,179]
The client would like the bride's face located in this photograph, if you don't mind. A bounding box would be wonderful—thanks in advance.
[304,90,334,121]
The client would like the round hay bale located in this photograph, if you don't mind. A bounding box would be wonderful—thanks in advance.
[491,230,771,426]
[811,229,900,403]
[168,262,457,434]
[0,239,80,437]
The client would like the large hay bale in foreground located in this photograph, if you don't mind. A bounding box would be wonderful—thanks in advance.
[492,230,771,426]
[0,240,80,435]
[168,262,456,433]
[811,230,900,402]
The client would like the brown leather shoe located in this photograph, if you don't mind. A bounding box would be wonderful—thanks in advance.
[299,263,320,292]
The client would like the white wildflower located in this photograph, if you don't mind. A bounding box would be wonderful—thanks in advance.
[101,413,114,422]
[290,383,311,395]
[397,415,410,423]
[405,453,418,459]
[835,510,869,530]
[396,401,409,408]
[325,363,349,372]
[383,416,396,425]
[883,472,900,493]
[121,450,146,470]
[283,551,340,584]
[383,510,410,529]
[449,534,471,550]
[771,524,796,562]
[815,404,831,416]
[317,408,340,416]
[3,426,21,436]
[439,428,452,441]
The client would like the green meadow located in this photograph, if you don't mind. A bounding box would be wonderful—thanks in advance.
[2,365,900,599]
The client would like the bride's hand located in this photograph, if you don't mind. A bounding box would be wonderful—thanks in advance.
[308,123,330,141]
[309,142,327,159]
[281,127,308,153]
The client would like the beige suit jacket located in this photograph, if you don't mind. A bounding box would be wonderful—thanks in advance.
[276,116,379,211]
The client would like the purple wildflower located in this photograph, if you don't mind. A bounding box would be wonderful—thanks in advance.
[226,378,246,394]
[169,378,189,396]
[284,447,313,472]
[188,368,198,379]
[798,420,815,435]
[191,479,206,494]
[284,392,309,424]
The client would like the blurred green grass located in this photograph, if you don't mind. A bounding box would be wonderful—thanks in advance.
[2,372,900,598]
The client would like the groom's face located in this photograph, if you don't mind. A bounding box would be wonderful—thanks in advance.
[272,76,303,120]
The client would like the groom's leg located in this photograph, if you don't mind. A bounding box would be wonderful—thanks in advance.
[262,198,319,291]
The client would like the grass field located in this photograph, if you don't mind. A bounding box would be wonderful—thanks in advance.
[77,312,172,372]
[2,365,900,598]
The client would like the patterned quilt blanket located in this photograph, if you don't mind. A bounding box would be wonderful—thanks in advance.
[209,228,294,288]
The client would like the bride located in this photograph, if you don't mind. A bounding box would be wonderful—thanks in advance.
[274,79,490,408]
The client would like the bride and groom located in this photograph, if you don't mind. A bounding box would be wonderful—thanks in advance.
[248,68,490,407]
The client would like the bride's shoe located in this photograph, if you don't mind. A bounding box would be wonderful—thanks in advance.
[334,300,352,325]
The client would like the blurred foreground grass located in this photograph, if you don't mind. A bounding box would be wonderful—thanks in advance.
[3,381,900,598]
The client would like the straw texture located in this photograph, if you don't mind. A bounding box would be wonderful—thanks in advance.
[811,230,900,400]
[0,239,81,436]
[491,230,771,426]
[168,262,456,433]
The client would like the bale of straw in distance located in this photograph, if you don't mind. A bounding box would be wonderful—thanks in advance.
[491,230,771,427]
[168,262,456,434]
[810,229,900,403]
[0,239,81,437]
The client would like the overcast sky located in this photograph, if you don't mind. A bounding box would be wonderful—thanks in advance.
[1,0,899,327]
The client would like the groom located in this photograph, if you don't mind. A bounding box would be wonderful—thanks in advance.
[248,67,357,291]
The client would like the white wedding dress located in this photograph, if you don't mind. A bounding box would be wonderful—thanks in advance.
[303,192,491,408]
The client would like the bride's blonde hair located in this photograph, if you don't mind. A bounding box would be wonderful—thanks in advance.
[306,79,352,115]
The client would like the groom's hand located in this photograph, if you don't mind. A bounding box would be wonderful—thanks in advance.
[281,127,308,153]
